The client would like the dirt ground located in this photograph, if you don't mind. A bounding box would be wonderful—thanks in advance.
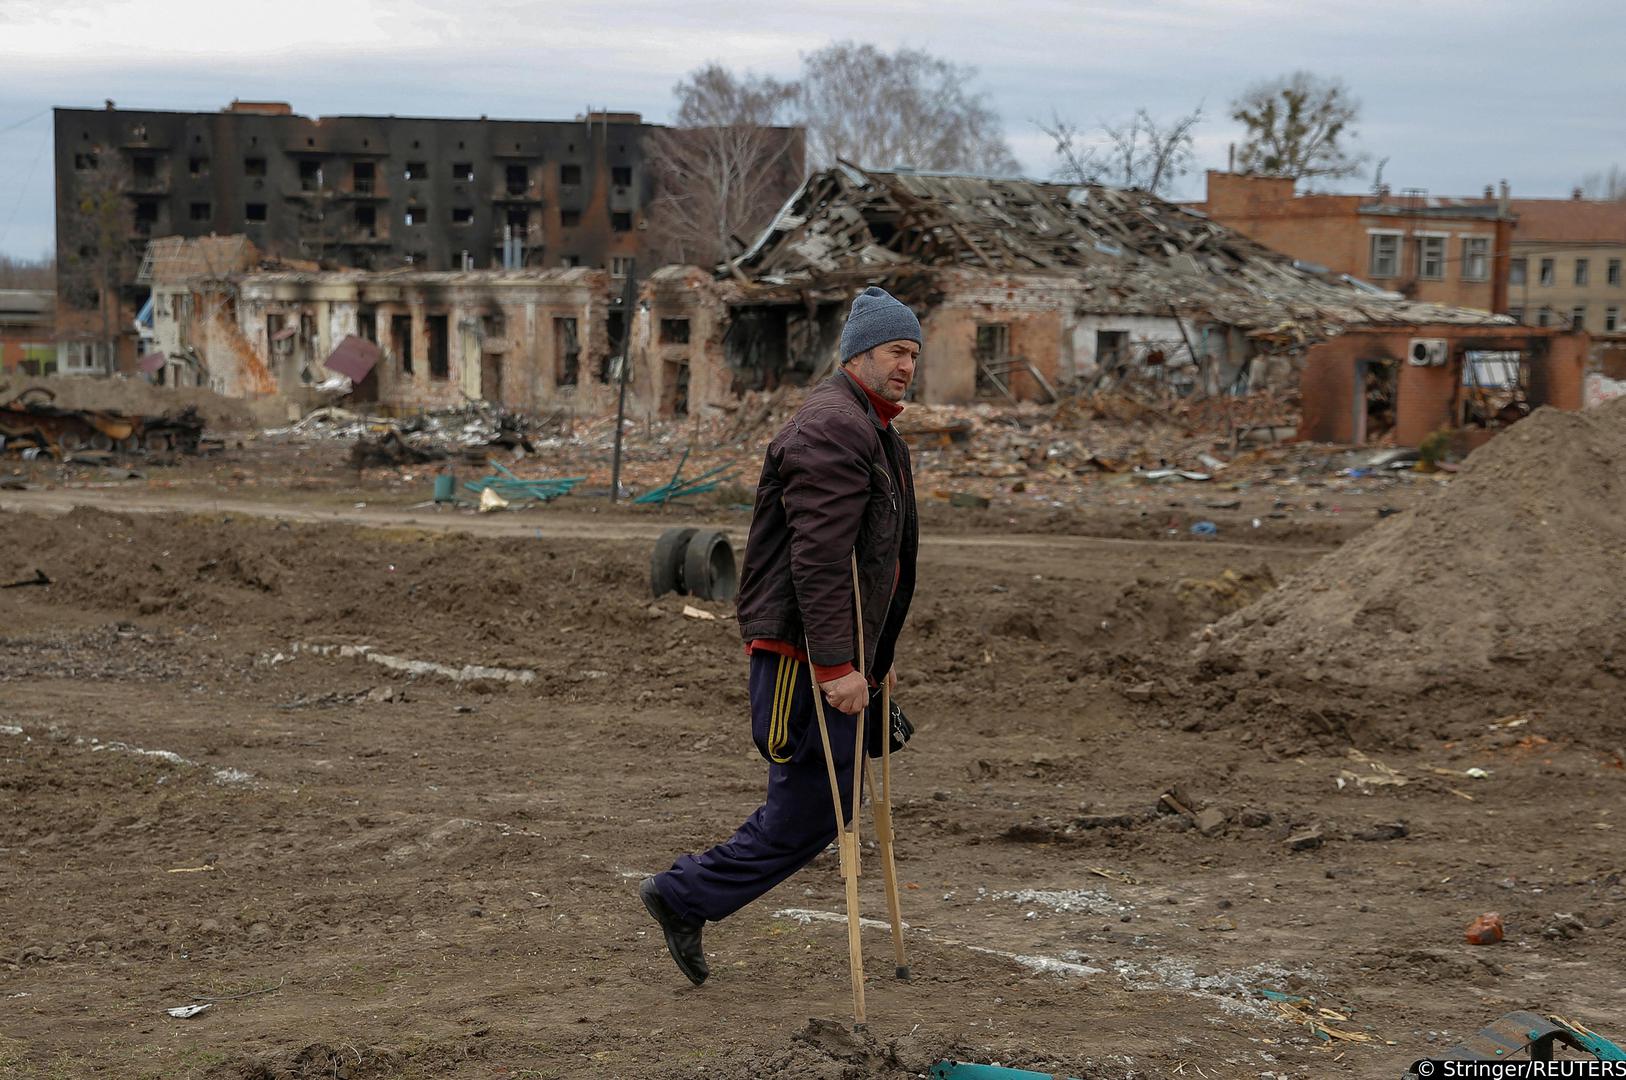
[2,438,1623,1080]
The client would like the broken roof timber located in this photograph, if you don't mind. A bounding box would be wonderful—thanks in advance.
[725,165,1512,339]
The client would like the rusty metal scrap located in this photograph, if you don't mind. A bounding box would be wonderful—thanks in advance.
[726,164,1512,337]
[0,387,205,457]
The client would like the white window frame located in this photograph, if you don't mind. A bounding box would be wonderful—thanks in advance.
[610,255,632,279]
[1575,258,1590,287]
[1416,233,1448,281]
[1607,306,1620,332]
[1460,236,1490,282]
[1367,229,1402,279]
[1539,257,1555,286]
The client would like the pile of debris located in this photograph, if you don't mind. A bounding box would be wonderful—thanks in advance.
[1202,396,1626,690]
[268,402,562,468]
[0,385,206,459]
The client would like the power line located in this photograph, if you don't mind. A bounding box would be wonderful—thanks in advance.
[0,108,50,135]
[0,121,52,254]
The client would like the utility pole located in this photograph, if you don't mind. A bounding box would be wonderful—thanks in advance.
[609,259,637,503]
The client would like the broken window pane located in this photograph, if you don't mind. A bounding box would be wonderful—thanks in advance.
[1417,236,1446,280]
[298,159,322,191]
[353,161,375,194]
[1461,237,1489,282]
[1368,234,1399,278]
[427,314,449,380]
[555,317,580,386]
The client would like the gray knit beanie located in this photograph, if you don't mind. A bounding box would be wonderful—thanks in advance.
[839,286,921,363]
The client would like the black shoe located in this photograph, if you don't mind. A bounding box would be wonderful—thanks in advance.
[640,877,709,985]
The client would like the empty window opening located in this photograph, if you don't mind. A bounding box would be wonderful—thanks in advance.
[356,308,377,343]
[298,159,322,191]
[1096,330,1129,374]
[505,208,528,229]
[73,151,99,170]
[603,311,625,382]
[452,207,474,225]
[1607,306,1619,332]
[611,211,633,232]
[244,156,267,177]
[353,161,375,193]
[660,318,691,345]
[560,254,581,267]
[427,314,449,380]
[452,162,474,181]
[975,323,1013,397]
[189,156,208,177]
[506,164,528,195]
[555,317,580,386]
[245,202,267,223]
[560,163,583,185]
[611,165,632,187]
[355,205,376,234]
[391,314,413,374]
[132,155,157,182]
[404,207,424,226]
[134,200,160,236]
[404,161,428,181]
[560,209,581,227]
[189,202,211,222]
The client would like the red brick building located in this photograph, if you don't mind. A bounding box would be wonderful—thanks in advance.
[0,290,56,374]
[1196,172,1515,313]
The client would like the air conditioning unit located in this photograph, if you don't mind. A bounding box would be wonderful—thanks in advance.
[1408,338,1448,366]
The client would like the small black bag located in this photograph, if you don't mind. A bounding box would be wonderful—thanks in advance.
[866,690,914,758]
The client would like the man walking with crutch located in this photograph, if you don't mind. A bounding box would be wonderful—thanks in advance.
[640,287,921,1008]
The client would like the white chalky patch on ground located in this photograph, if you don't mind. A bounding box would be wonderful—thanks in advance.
[80,737,254,785]
[1110,957,1323,1020]
[274,643,536,684]
[990,887,1132,915]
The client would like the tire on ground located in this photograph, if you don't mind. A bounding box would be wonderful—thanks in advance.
[651,527,698,598]
[683,529,738,602]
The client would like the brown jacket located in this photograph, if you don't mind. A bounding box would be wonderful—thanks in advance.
[736,371,918,680]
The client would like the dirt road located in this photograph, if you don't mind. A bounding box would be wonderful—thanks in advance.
[2,497,1621,1079]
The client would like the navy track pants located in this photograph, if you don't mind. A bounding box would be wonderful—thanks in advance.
[654,651,873,924]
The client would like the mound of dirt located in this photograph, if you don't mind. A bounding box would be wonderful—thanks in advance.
[1202,398,1626,692]
[3,375,290,432]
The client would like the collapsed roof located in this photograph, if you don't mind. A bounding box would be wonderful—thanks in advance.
[727,164,1511,338]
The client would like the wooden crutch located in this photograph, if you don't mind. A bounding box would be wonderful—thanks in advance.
[805,555,871,1030]
[866,679,909,981]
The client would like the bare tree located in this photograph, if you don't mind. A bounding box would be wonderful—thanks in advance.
[58,153,133,369]
[1230,71,1366,182]
[0,253,54,289]
[798,42,1019,174]
[1578,165,1626,200]
[645,63,802,266]
[1039,106,1202,196]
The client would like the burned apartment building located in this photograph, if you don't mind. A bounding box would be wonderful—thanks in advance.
[148,236,614,413]
[54,100,803,374]
[638,164,1587,447]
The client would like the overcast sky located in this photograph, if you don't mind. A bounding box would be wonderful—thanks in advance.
[3,0,1623,260]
